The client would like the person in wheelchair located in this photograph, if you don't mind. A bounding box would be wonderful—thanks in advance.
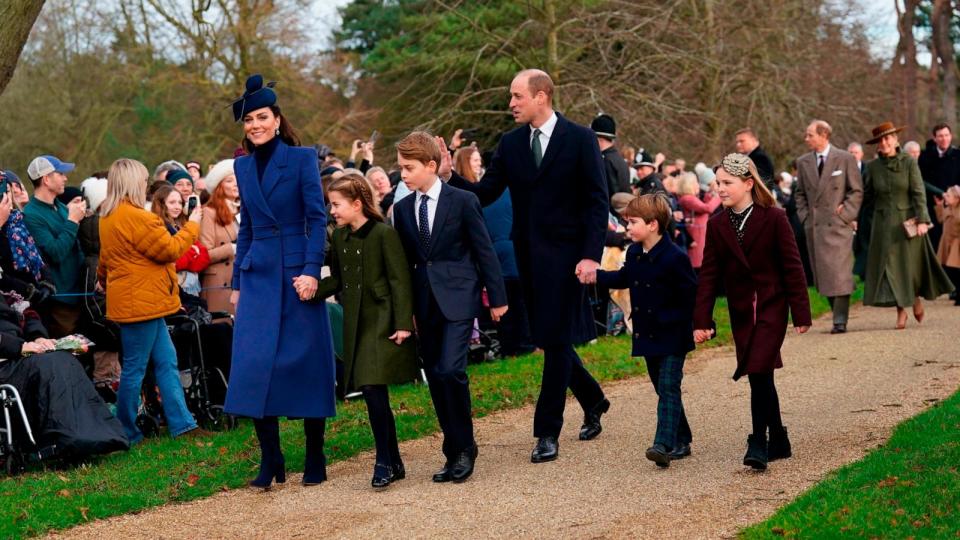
[0,289,128,462]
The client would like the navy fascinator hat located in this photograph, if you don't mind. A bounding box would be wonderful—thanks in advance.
[232,74,278,122]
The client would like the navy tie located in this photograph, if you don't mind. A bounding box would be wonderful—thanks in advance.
[418,194,431,251]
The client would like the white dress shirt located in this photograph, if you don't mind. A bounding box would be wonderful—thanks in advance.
[530,112,559,155]
[816,144,831,171]
[415,177,443,233]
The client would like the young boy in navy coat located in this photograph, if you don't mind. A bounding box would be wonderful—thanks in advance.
[393,132,508,483]
[597,194,698,468]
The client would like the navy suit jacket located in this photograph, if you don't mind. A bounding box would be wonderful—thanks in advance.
[449,112,609,346]
[395,182,507,322]
[597,237,697,357]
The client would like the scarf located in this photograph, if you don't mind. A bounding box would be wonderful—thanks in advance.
[5,210,45,281]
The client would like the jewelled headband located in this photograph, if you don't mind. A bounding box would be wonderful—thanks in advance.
[720,153,752,178]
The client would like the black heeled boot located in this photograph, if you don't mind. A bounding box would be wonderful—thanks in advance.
[303,418,327,486]
[768,426,792,461]
[250,417,285,489]
[371,462,394,489]
[743,433,768,471]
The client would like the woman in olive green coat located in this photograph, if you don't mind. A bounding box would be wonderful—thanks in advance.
[309,174,418,490]
[862,122,955,329]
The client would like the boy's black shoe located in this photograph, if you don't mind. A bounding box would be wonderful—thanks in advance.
[531,436,559,463]
[830,323,847,334]
[743,434,768,470]
[432,462,452,483]
[768,426,792,461]
[645,443,671,468]
[669,443,691,460]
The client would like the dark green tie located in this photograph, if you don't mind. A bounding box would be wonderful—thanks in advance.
[532,128,543,168]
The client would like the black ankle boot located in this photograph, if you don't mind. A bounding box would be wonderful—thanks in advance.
[768,426,792,461]
[743,434,768,471]
[303,418,327,486]
[250,418,286,489]
[371,463,394,489]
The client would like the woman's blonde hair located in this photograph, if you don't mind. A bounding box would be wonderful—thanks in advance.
[101,158,149,217]
[676,172,700,196]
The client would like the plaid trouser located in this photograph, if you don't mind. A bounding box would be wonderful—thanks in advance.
[645,354,692,449]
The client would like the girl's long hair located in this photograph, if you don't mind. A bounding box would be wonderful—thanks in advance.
[150,184,187,228]
[207,179,238,227]
[453,146,479,182]
[327,173,384,223]
[241,105,301,154]
[720,157,777,208]
[101,158,149,217]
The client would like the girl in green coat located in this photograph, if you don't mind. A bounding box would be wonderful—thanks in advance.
[311,173,419,489]
[862,122,955,329]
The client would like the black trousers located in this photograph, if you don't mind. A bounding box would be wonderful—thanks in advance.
[496,278,535,356]
[747,372,783,437]
[827,295,850,326]
[418,291,475,460]
[360,384,401,467]
[533,344,605,438]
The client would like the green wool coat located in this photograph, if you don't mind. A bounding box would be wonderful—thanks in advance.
[862,151,955,307]
[314,219,419,390]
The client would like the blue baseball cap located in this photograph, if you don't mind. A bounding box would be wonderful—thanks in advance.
[27,155,75,181]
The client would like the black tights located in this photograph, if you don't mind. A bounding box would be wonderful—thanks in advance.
[748,372,783,438]
[360,385,401,467]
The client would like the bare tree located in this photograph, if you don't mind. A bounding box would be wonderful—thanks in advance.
[0,0,46,95]
[894,0,921,139]
[931,0,958,125]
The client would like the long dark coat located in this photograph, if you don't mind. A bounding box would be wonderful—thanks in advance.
[694,205,812,380]
[449,113,609,346]
[862,151,954,307]
[314,220,418,391]
[225,141,336,419]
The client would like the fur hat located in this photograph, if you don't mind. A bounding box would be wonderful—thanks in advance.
[81,176,109,213]
[204,159,236,194]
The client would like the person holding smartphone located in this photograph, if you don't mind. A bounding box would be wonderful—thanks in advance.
[150,185,210,298]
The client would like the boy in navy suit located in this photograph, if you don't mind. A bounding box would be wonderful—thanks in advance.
[393,131,508,483]
[597,194,697,468]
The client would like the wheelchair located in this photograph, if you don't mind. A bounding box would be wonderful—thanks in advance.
[0,384,38,475]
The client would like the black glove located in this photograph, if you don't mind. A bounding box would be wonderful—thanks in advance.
[28,281,57,306]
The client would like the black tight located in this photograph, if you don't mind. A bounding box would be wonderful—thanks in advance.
[748,372,783,437]
[360,385,401,467]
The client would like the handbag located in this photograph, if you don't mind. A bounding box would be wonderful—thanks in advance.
[902,217,918,239]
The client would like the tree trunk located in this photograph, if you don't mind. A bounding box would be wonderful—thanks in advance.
[0,0,46,96]
[544,0,560,107]
[894,0,920,140]
[932,0,958,126]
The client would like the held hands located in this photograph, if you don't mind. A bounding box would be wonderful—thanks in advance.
[389,330,411,345]
[229,290,240,307]
[436,136,453,180]
[292,275,318,301]
[575,259,600,284]
[693,328,715,344]
[67,197,87,223]
[490,305,509,322]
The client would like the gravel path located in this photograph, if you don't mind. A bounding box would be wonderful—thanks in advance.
[56,299,960,539]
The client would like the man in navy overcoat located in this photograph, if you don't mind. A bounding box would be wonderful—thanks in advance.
[445,69,611,463]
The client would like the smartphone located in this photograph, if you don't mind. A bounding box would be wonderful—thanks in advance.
[368,130,380,145]
[459,128,479,140]
[0,177,7,197]
[188,196,199,213]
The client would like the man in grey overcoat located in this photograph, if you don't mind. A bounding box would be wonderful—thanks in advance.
[794,120,863,333]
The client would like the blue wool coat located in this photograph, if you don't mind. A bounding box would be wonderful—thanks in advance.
[224,140,336,419]
[597,236,698,357]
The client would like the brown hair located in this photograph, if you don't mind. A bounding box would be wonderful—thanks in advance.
[241,105,302,154]
[718,157,777,208]
[734,127,757,139]
[151,184,187,228]
[517,69,555,103]
[327,173,383,223]
[207,180,237,227]
[453,146,480,182]
[396,131,441,167]
[933,122,952,135]
[810,119,832,138]
[623,194,672,234]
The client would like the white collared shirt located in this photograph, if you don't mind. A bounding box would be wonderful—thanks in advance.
[530,111,559,154]
[415,176,443,233]
[816,144,831,165]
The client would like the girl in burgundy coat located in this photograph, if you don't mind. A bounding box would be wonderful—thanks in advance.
[693,153,812,471]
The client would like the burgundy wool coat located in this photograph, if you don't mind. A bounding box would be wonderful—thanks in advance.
[694,205,813,380]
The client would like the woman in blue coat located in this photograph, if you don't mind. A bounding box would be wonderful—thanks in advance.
[224,75,336,489]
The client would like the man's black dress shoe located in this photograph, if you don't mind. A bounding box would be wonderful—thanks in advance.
[830,323,847,334]
[579,398,610,441]
[531,436,559,463]
[432,463,452,483]
[450,446,478,483]
[645,443,671,468]
[668,443,691,460]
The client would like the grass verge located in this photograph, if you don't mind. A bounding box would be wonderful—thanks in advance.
[1,288,839,537]
[740,389,960,539]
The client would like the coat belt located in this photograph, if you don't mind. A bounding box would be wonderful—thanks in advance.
[251,220,307,240]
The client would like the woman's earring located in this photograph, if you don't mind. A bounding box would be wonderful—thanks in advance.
[275,128,280,136]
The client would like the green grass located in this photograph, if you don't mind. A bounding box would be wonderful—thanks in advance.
[0,286,842,537]
[741,390,960,539]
